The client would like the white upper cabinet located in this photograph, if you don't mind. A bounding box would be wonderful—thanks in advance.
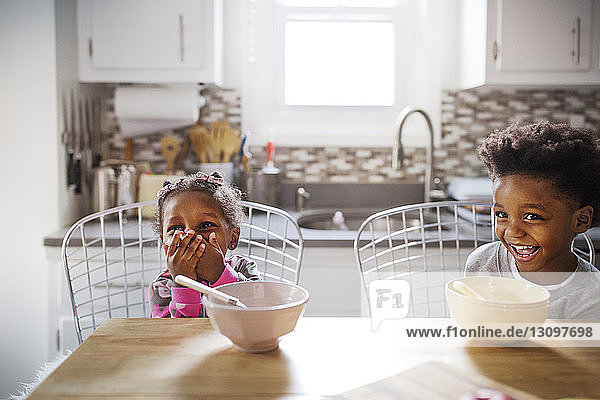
[77,0,223,83]
[458,0,600,88]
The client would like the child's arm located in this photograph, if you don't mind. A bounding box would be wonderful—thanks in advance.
[149,272,204,318]
[150,236,250,317]
[464,249,481,276]
[228,255,262,281]
[464,242,502,277]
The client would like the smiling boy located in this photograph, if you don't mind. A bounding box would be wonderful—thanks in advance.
[465,121,600,319]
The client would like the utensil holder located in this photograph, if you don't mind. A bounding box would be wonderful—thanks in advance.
[247,168,281,206]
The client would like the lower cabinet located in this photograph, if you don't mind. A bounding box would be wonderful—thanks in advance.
[46,245,161,358]
[298,247,363,317]
[46,246,79,358]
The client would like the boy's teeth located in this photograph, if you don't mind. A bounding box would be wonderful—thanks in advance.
[511,244,538,255]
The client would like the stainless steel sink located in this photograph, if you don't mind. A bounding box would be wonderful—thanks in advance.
[297,208,445,231]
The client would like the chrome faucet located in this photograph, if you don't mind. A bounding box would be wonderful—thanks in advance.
[392,106,435,203]
[295,187,310,211]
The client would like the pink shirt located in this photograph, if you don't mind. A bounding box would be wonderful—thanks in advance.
[149,255,260,318]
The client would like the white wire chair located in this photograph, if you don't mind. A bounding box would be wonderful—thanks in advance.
[237,201,304,284]
[61,201,161,344]
[354,201,595,319]
[62,200,304,344]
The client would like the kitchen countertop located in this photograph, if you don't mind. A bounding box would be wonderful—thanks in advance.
[42,208,600,251]
[45,182,422,248]
[42,214,362,248]
[41,181,600,251]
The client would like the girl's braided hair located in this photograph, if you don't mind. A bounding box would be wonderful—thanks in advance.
[152,170,245,238]
[478,120,600,226]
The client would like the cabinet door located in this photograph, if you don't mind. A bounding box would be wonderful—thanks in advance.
[90,0,204,70]
[78,0,222,83]
[497,0,592,72]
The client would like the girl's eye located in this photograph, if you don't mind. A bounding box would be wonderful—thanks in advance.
[198,222,216,229]
[524,213,543,221]
[494,211,508,218]
[167,225,184,232]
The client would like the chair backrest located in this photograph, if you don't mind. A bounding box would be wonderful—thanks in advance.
[235,201,304,284]
[354,201,495,318]
[62,200,304,344]
[572,232,596,266]
[62,201,163,344]
[354,200,596,319]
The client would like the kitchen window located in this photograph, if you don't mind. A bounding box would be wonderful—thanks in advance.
[242,0,412,146]
[284,20,395,106]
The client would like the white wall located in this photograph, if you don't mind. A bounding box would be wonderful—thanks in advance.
[235,0,460,148]
[223,1,243,89]
[0,0,60,397]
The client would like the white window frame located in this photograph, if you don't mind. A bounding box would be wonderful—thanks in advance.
[241,0,414,147]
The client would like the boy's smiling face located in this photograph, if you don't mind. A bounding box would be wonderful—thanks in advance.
[493,174,592,273]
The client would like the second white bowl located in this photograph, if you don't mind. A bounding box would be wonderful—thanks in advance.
[446,276,550,328]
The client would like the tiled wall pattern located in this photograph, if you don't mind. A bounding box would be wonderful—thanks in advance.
[250,146,428,184]
[437,88,600,180]
[106,84,241,173]
[106,87,599,184]
[252,88,600,184]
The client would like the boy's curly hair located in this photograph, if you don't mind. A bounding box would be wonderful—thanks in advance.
[478,121,600,226]
[152,170,245,239]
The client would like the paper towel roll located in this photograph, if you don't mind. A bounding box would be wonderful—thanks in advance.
[115,86,205,137]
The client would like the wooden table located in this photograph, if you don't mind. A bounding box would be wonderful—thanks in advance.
[29,318,600,399]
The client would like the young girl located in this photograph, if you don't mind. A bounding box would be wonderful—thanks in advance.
[149,171,261,318]
[465,121,600,319]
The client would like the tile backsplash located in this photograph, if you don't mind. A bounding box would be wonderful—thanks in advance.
[105,86,599,185]
[437,87,600,180]
[105,84,241,172]
[252,88,600,184]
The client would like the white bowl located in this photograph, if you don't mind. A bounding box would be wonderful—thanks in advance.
[446,276,550,328]
[203,281,309,353]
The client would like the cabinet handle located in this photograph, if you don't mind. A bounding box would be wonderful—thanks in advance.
[492,40,498,61]
[179,15,184,63]
[572,17,581,65]
[88,38,93,57]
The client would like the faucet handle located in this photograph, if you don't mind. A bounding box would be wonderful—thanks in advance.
[430,177,449,200]
[295,187,310,211]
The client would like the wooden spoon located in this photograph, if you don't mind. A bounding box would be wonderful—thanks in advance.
[210,121,229,162]
[189,125,212,163]
[220,128,242,163]
[160,135,180,174]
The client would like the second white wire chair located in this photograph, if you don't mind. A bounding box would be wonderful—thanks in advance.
[354,200,595,319]
[354,201,495,318]
[62,200,304,344]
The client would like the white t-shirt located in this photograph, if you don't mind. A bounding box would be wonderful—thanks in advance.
[465,241,600,319]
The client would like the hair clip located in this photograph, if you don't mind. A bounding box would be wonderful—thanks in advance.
[156,181,178,199]
[193,171,224,186]
[156,172,225,200]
